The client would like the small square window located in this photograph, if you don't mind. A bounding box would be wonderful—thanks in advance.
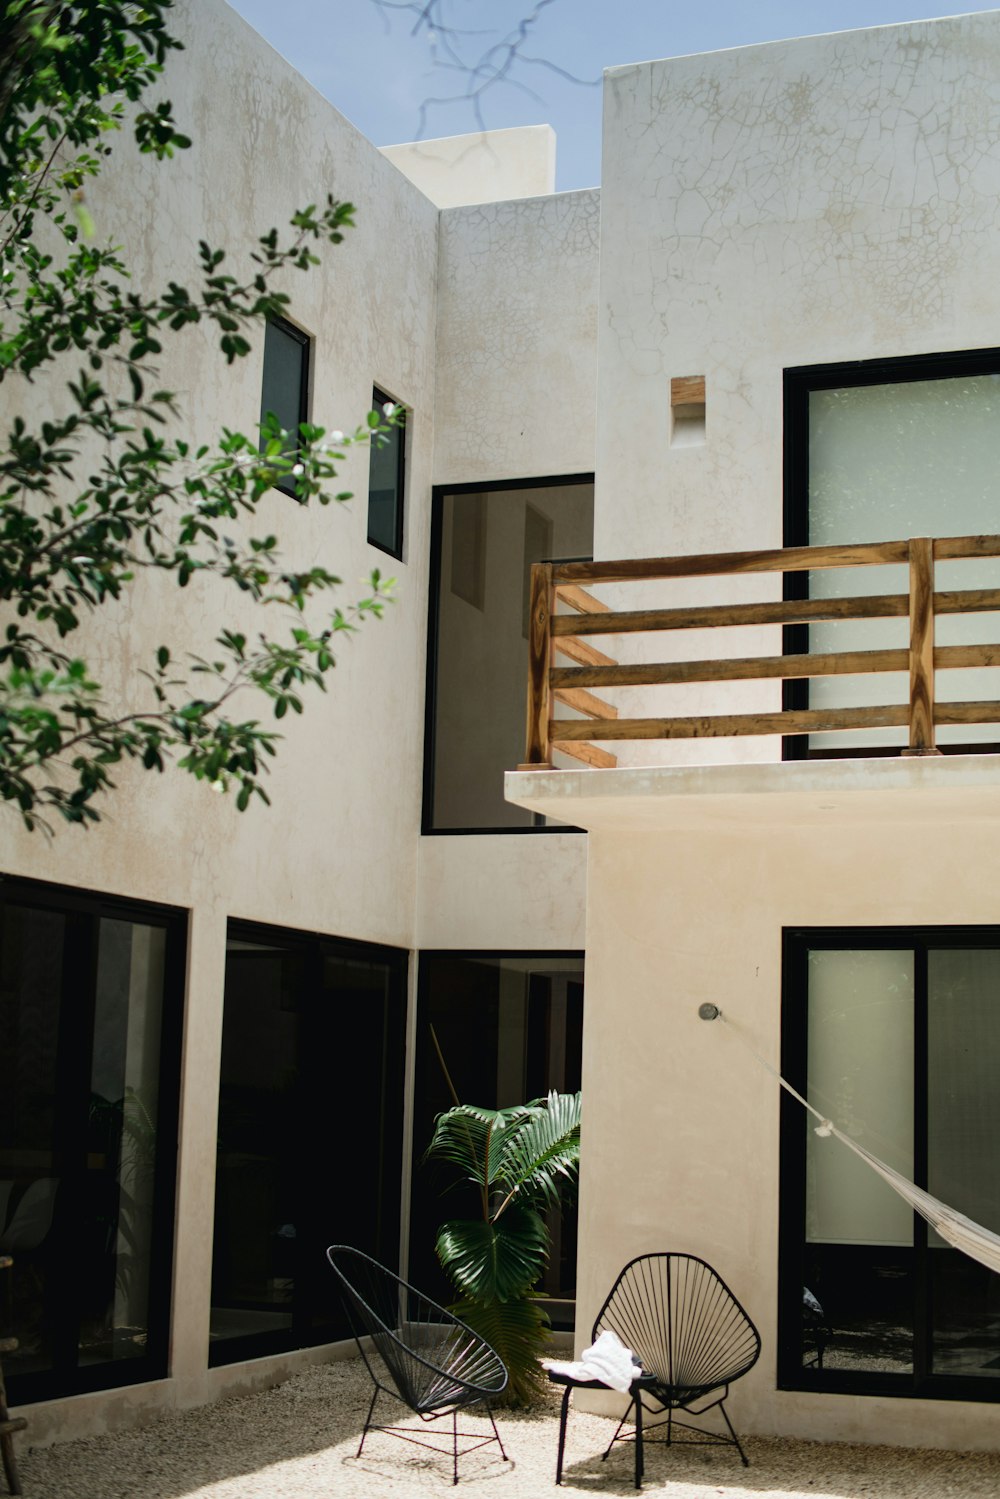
[367,387,406,558]
[260,317,309,495]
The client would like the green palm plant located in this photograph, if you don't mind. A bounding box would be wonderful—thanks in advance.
[425,1089,582,1405]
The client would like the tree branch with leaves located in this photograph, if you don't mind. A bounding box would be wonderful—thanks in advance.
[0,0,397,830]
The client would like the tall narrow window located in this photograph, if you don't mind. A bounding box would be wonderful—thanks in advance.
[426,478,594,831]
[781,927,1000,1401]
[367,387,406,558]
[260,317,309,495]
[0,880,184,1405]
[209,922,406,1365]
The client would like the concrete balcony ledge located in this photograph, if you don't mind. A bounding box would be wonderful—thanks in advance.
[505,753,1000,833]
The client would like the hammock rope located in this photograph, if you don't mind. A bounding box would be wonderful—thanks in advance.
[704,1005,1000,1278]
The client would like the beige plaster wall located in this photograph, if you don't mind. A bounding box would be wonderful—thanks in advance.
[421,186,599,947]
[593,11,1000,762]
[434,188,600,485]
[575,793,1000,1450]
[381,125,556,208]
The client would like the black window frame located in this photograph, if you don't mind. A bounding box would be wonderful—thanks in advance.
[422,473,595,836]
[367,385,406,561]
[260,314,310,498]
[208,916,408,1368]
[411,947,585,1326]
[783,347,1000,761]
[779,923,1000,1404]
[0,874,185,1406]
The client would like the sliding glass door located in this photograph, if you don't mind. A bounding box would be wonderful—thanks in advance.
[209,922,407,1364]
[781,929,1000,1399]
[0,880,184,1402]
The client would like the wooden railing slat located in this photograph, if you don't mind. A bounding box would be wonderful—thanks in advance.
[520,562,554,768]
[550,704,910,742]
[935,701,1000,725]
[935,587,1000,616]
[935,644,1000,669]
[555,740,618,768]
[934,536,1000,561]
[906,537,936,753]
[555,583,610,614]
[553,634,617,667]
[552,539,911,586]
[549,647,907,690]
[553,687,619,718]
[551,592,909,636]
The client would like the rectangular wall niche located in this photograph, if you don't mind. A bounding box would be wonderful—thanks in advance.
[670,375,706,447]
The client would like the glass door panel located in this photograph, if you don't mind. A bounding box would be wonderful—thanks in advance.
[803,948,915,1374]
[928,949,1000,1379]
[806,375,1000,750]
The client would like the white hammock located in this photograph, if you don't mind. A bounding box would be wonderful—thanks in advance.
[705,1005,1000,1278]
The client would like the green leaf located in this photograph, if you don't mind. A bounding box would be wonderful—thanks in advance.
[449,1295,552,1408]
[436,1204,548,1303]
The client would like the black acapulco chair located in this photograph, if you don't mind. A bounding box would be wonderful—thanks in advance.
[547,1252,761,1489]
[326,1245,510,1485]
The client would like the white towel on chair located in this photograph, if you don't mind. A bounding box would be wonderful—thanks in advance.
[543,1329,643,1393]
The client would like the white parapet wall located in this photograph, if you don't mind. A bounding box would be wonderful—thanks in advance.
[381,125,556,208]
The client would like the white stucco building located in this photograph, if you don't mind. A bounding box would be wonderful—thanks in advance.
[5,0,1000,1459]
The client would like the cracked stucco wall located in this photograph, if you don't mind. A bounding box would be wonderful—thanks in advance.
[590,13,1000,762]
[598,14,1000,558]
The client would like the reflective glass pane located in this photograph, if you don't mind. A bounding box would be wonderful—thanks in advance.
[411,954,584,1324]
[210,929,406,1362]
[430,482,594,829]
[82,921,166,1365]
[928,948,1000,1379]
[808,376,1000,748]
[802,948,915,1374]
[368,392,404,556]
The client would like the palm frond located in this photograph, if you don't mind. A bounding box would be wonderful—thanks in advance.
[450,1294,552,1407]
[436,1204,548,1302]
[494,1090,581,1216]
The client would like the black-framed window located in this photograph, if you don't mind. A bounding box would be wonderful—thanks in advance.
[367,387,406,559]
[209,920,407,1366]
[0,877,184,1405]
[784,349,1000,758]
[260,316,310,496]
[424,476,595,832]
[410,951,584,1328]
[780,926,1000,1402]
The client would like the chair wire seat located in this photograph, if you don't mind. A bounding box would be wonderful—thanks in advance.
[548,1252,761,1488]
[326,1245,509,1485]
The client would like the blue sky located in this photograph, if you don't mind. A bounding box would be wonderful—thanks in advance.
[225,1,1000,190]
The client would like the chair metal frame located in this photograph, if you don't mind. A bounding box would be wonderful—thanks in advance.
[326,1245,509,1485]
[548,1252,762,1489]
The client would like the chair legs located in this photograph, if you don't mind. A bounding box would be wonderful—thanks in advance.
[555,1384,572,1484]
[355,1382,507,1484]
[558,1386,646,1491]
[719,1399,750,1467]
[357,1386,379,1457]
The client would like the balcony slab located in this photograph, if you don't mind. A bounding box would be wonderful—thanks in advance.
[505,753,1000,832]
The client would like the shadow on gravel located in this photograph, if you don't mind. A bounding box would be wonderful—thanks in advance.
[14,1358,1000,1499]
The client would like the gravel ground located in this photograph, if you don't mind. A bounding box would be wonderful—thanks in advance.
[14,1357,1000,1499]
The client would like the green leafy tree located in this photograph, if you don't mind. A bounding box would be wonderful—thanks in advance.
[424,1089,582,1405]
[0,1,396,830]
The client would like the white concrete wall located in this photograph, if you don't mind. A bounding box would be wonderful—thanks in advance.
[593,12,1000,763]
[578,787,1000,1450]
[6,0,439,1435]
[382,125,555,208]
[417,186,600,947]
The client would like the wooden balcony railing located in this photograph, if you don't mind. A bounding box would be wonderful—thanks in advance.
[517,534,1000,771]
